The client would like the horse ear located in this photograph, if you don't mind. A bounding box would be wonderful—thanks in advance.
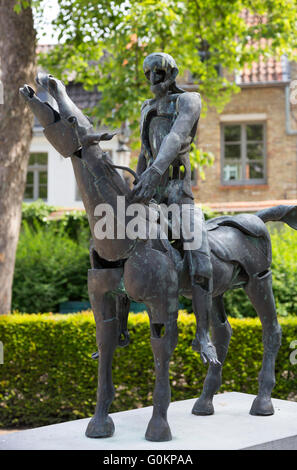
[98,131,117,141]
[48,76,58,92]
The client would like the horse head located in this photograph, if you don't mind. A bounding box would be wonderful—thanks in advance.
[35,73,66,103]
[37,72,92,129]
[20,74,133,194]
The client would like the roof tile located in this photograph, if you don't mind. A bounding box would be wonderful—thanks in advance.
[239,10,285,84]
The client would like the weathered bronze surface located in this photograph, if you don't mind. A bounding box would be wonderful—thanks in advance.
[131,53,217,368]
[20,59,297,442]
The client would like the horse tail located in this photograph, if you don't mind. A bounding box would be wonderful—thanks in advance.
[256,205,297,230]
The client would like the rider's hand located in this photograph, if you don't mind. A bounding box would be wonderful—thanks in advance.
[131,167,161,204]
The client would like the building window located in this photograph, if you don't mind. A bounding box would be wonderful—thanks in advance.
[24,152,48,200]
[221,123,266,185]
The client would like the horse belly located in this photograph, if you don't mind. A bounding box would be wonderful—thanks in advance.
[92,237,137,262]
[211,254,235,297]
[208,226,271,276]
[179,253,234,299]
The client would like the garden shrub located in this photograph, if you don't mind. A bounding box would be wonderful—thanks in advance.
[12,223,90,313]
[21,200,90,242]
[21,200,55,226]
[0,312,296,427]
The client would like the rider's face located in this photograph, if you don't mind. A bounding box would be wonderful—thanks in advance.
[146,68,166,86]
[144,63,170,98]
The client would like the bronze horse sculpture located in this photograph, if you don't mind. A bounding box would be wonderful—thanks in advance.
[20,74,297,442]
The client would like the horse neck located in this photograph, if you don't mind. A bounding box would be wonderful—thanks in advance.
[70,155,106,214]
[70,154,137,260]
[55,92,91,129]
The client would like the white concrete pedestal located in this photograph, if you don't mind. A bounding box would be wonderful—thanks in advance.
[1,392,297,450]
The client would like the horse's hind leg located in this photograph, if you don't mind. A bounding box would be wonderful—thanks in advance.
[192,295,232,416]
[244,270,282,416]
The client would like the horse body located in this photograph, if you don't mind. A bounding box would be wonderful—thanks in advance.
[20,75,297,442]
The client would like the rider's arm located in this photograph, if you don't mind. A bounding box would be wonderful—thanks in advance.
[136,148,147,176]
[151,92,201,176]
[136,99,150,176]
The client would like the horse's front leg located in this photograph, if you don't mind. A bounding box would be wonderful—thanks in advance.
[145,313,178,442]
[86,269,119,438]
[123,244,179,441]
[86,315,118,438]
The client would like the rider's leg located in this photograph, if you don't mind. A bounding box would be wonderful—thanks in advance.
[177,200,217,364]
[188,223,215,358]
[192,295,232,415]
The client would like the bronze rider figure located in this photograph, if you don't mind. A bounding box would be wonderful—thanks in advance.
[131,52,218,365]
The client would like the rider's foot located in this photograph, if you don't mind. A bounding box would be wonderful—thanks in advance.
[192,335,221,366]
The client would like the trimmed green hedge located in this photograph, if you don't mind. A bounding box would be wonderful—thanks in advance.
[0,312,296,427]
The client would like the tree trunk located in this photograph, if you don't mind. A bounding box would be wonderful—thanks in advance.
[0,1,36,314]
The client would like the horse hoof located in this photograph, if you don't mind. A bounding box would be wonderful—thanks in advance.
[85,415,115,438]
[192,398,214,416]
[250,397,274,416]
[145,417,172,442]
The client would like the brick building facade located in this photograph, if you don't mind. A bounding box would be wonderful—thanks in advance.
[194,76,297,210]
[190,16,297,211]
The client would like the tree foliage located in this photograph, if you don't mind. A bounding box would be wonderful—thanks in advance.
[189,142,214,179]
[37,0,297,135]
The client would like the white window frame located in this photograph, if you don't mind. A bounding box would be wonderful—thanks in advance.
[221,122,267,185]
[24,152,48,201]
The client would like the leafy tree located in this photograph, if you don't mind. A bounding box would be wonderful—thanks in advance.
[0,0,36,314]
[189,143,214,180]
[38,0,297,134]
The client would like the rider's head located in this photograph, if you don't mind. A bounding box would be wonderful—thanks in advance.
[143,52,184,97]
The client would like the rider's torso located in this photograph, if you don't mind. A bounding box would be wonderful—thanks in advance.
[147,94,183,159]
[148,115,172,160]
[142,93,196,202]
